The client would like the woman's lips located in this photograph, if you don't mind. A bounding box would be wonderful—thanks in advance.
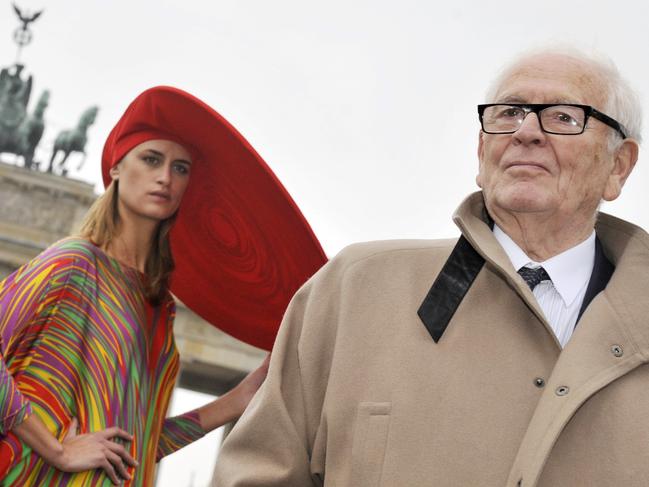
[148,191,171,200]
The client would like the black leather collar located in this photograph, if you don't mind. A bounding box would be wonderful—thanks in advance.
[417,235,485,342]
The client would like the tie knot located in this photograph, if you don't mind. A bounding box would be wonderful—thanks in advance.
[517,266,551,291]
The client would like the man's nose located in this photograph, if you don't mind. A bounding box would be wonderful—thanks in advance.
[513,112,546,145]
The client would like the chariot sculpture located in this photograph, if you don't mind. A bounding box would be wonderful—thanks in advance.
[0,3,99,176]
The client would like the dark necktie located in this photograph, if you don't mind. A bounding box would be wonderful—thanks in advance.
[518,266,551,291]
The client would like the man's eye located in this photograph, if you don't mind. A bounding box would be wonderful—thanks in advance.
[555,113,576,124]
[500,108,524,118]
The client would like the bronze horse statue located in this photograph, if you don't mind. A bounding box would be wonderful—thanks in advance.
[0,64,33,157]
[17,89,48,169]
[0,67,47,169]
[47,105,98,176]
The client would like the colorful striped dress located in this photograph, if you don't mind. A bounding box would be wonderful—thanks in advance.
[0,237,205,486]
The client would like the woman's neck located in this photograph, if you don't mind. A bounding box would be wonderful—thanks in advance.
[104,217,157,273]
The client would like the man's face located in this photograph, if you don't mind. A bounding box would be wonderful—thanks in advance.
[477,55,627,225]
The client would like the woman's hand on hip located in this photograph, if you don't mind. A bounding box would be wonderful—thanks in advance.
[14,414,138,485]
[53,417,138,484]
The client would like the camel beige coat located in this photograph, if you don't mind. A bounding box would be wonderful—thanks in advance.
[214,192,649,487]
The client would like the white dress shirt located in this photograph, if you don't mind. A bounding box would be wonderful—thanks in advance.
[493,225,595,348]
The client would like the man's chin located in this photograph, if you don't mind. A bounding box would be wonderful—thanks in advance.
[489,188,556,215]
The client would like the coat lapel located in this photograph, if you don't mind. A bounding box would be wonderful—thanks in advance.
[577,237,614,322]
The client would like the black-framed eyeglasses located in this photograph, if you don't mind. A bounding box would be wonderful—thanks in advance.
[477,103,627,139]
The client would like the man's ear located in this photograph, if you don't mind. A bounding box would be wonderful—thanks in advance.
[109,164,120,181]
[476,131,485,188]
[603,138,639,202]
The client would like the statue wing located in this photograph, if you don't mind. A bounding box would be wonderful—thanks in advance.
[28,10,43,22]
[12,3,25,22]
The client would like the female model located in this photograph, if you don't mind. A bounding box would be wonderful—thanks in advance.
[0,86,325,485]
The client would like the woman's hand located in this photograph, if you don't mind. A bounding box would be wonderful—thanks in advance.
[53,417,139,484]
[14,415,138,485]
[197,354,270,432]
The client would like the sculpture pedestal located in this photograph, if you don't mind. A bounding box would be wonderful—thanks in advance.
[0,159,95,274]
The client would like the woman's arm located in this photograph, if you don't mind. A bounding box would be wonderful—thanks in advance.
[156,355,270,460]
[197,354,270,432]
[14,415,138,485]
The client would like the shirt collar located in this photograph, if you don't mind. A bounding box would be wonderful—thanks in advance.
[493,224,595,306]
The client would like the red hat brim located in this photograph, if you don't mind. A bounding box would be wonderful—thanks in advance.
[102,86,327,350]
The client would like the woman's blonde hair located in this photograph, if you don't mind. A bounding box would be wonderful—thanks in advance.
[77,180,175,305]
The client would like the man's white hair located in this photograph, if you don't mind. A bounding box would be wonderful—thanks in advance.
[485,46,643,147]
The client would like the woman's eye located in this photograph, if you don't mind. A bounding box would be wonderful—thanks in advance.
[173,163,190,175]
[143,156,159,165]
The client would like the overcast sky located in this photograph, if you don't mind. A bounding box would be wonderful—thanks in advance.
[3,2,649,484]
[2,0,649,257]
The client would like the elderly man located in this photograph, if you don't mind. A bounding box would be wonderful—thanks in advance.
[214,48,646,486]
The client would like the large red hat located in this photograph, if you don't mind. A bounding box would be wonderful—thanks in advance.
[102,86,327,350]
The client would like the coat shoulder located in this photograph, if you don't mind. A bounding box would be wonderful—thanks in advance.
[333,238,457,270]
[295,238,459,306]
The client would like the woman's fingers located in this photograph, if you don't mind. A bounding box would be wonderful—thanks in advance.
[105,439,138,467]
[101,458,120,485]
[97,426,137,469]
[105,447,131,481]
[101,426,134,442]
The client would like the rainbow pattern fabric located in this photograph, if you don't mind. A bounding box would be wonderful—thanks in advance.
[0,238,205,485]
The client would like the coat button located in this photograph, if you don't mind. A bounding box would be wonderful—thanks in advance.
[611,345,623,357]
[517,479,522,486]
[555,386,569,396]
[534,377,545,388]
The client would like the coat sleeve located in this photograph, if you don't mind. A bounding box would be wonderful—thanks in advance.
[213,252,346,487]
[156,410,205,461]
[0,252,76,435]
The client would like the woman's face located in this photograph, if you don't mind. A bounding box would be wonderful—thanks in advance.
[109,139,193,223]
